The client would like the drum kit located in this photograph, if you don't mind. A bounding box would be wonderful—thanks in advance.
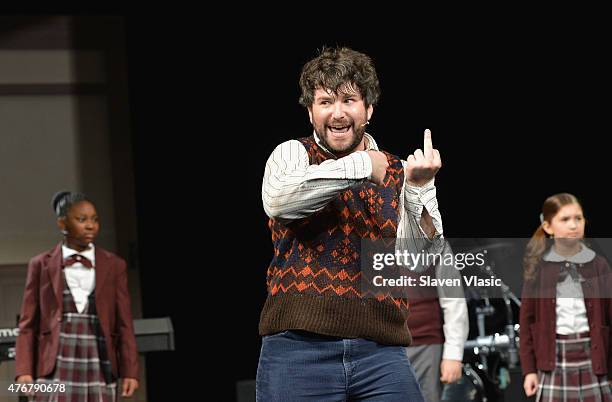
[441,241,524,402]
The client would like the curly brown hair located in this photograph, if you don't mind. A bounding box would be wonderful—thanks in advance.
[299,46,380,108]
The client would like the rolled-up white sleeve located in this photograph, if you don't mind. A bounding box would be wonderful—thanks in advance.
[402,175,443,237]
[262,140,372,221]
[396,168,445,270]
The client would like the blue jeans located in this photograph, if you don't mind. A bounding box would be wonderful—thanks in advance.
[256,330,424,402]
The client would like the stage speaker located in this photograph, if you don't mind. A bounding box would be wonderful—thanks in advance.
[133,317,175,352]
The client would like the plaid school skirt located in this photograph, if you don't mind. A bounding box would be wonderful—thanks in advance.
[34,276,117,402]
[536,334,611,402]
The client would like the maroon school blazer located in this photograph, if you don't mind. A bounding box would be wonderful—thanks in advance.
[15,243,139,380]
[519,255,612,379]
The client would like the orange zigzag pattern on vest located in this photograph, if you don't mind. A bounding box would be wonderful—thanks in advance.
[267,266,361,282]
[269,281,409,309]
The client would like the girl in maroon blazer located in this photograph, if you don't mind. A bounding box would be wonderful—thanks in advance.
[520,193,612,401]
[15,191,139,401]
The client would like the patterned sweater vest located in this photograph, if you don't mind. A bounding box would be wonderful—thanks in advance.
[259,135,413,345]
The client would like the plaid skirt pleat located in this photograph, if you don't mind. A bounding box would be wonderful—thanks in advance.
[536,337,611,402]
[34,275,116,402]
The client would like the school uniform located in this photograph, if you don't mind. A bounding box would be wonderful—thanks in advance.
[520,244,612,402]
[15,243,139,401]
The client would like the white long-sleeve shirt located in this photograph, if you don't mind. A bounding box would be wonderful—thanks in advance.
[262,131,467,359]
[435,244,469,361]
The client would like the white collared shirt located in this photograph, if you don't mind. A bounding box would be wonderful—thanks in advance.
[62,243,96,314]
[543,244,594,335]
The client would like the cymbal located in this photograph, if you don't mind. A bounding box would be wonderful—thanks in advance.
[458,241,518,256]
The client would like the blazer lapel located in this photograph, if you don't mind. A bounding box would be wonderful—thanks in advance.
[541,261,562,298]
[95,247,111,299]
[44,243,64,309]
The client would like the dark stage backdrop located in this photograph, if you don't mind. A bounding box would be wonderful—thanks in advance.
[125,18,610,401]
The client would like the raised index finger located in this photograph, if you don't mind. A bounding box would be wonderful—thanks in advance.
[424,129,433,159]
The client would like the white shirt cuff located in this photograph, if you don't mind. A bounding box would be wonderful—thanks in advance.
[442,343,464,361]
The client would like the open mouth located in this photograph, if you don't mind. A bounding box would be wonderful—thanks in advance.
[328,125,352,137]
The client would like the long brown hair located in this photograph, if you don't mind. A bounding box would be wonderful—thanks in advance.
[523,193,582,281]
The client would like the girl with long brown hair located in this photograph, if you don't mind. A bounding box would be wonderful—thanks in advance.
[520,193,612,401]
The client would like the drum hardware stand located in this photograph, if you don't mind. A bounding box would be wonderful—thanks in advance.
[474,298,495,371]
[468,261,522,370]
